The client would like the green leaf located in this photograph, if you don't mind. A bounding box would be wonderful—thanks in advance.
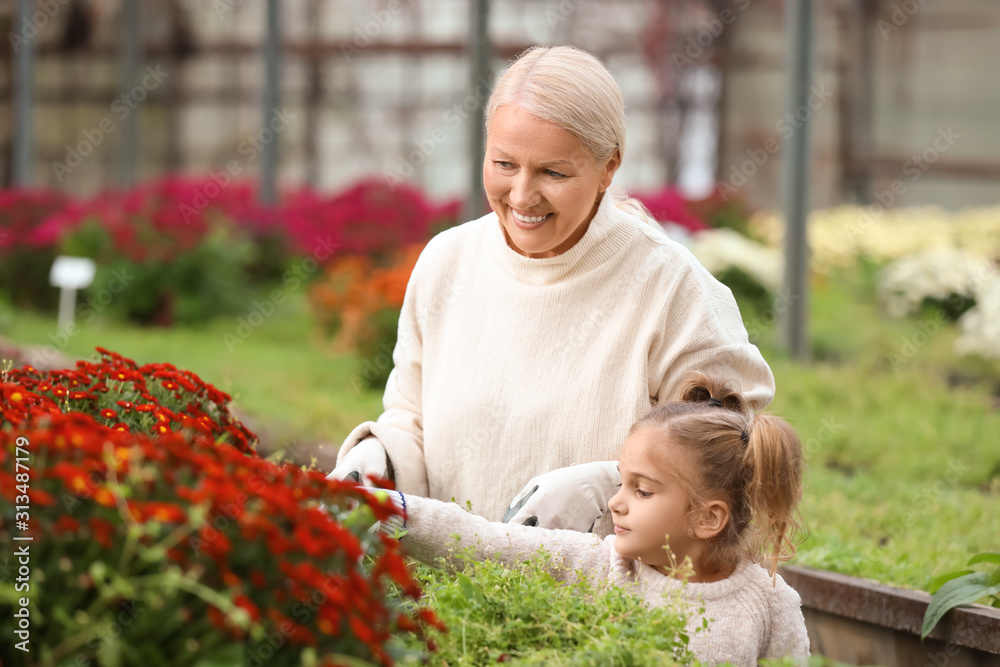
[922,572,1000,638]
[927,570,974,594]
[967,552,1000,567]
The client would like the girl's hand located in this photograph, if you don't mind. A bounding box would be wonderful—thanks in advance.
[502,461,621,532]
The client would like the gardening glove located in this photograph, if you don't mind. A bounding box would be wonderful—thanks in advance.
[357,486,407,536]
[327,436,393,485]
[502,461,621,532]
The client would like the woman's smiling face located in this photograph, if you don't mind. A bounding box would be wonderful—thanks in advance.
[483,105,620,258]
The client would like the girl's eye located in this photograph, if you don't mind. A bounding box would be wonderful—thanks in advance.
[637,489,652,499]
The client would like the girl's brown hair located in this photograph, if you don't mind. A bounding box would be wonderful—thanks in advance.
[631,371,804,576]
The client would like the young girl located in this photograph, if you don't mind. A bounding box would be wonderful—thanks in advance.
[361,372,809,665]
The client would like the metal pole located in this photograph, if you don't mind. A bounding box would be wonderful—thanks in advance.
[13,0,35,186]
[780,0,814,360]
[117,0,141,187]
[260,0,281,205]
[463,0,490,221]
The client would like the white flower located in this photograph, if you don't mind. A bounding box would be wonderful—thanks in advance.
[955,276,1000,359]
[688,228,782,291]
[876,249,996,319]
[751,205,1000,274]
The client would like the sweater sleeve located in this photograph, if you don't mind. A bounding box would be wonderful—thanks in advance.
[335,251,432,497]
[400,495,614,586]
[763,576,810,662]
[649,253,775,413]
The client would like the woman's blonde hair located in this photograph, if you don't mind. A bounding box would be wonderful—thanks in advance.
[630,372,805,577]
[484,45,657,225]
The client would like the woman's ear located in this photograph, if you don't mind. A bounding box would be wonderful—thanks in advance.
[598,148,622,193]
[692,500,731,540]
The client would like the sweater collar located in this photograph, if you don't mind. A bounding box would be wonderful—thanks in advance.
[488,192,636,286]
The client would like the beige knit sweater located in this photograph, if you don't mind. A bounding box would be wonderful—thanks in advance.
[398,494,810,667]
[337,194,775,525]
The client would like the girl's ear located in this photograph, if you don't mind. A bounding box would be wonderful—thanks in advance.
[692,500,731,540]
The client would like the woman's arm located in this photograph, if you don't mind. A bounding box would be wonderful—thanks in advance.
[333,255,432,496]
[399,494,614,585]
[649,256,775,412]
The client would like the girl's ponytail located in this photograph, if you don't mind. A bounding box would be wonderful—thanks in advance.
[742,415,804,577]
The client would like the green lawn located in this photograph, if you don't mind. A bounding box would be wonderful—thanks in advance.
[3,273,998,591]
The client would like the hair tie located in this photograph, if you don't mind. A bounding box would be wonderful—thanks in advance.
[706,397,723,408]
[740,425,751,445]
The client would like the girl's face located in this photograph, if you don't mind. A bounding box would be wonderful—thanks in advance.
[483,104,620,259]
[608,429,700,573]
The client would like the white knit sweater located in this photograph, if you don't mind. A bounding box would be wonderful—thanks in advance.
[397,494,810,666]
[337,194,775,525]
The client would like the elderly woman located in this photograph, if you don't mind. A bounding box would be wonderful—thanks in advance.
[329,45,774,535]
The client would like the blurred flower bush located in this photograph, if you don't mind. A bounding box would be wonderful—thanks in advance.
[1,348,442,665]
[876,249,996,321]
[752,205,1000,273]
[688,228,781,316]
[956,277,1000,360]
[0,188,71,311]
[0,177,458,327]
[631,186,709,235]
[310,244,424,390]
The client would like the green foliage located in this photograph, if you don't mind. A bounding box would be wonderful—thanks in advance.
[354,307,400,391]
[399,548,695,666]
[715,266,773,318]
[922,552,1000,638]
[0,246,59,312]
[64,221,257,327]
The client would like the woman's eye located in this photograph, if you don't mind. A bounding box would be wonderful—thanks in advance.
[545,169,566,178]
[494,161,514,169]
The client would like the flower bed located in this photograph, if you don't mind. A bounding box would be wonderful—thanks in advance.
[0,178,461,327]
[0,348,442,664]
[751,205,1000,273]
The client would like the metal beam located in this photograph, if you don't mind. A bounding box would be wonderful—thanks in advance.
[13,0,35,186]
[463,0,490,221]
[260,0,281,205]
[117,0,141,187]
[780,0,814,361]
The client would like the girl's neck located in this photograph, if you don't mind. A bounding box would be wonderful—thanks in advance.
[654,550,735,584]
